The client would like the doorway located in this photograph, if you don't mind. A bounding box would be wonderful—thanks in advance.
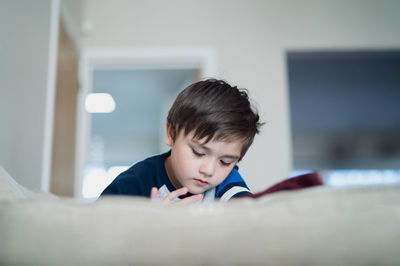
[76,48,217,200]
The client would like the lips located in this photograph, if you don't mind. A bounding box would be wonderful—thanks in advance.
[194,178,208,186]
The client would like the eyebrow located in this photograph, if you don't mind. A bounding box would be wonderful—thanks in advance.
[191,140,240,160]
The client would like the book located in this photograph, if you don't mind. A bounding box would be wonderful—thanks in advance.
[242,172,323,199]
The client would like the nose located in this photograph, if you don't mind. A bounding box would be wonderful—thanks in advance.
[199,158,217,178]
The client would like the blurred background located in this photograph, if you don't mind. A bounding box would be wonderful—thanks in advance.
[1,0,399,201]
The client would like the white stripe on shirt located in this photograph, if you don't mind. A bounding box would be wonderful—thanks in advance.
[157,185,215,202]
[220,186,250,202]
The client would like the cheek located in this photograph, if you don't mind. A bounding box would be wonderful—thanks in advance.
[183,159,198,174]
[215,167,233,183]
[174,152,198,177]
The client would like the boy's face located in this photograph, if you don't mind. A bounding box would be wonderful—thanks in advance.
[165,124,243,195]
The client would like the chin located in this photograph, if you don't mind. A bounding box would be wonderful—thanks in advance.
[188,186,207,195]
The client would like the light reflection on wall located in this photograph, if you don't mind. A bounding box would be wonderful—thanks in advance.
[82,165,128,200]
[325,169,400,187]
[290,169,400,187]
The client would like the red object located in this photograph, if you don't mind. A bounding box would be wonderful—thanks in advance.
[242,172,323,199]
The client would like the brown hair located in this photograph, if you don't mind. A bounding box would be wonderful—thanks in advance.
[167,79,263,160]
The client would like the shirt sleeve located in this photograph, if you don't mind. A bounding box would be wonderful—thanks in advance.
[99,170,143,197]
[215,167,252,201]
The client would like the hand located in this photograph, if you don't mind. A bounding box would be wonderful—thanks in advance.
[150,187,203,205]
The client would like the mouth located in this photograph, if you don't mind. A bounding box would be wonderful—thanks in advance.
[194,178,208,186]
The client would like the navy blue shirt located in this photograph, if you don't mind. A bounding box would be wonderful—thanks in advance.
[100,151,251,201]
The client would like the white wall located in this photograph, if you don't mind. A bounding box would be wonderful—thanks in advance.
[79,0,400,190]
[0,0,58,191]
[3,0,399,192]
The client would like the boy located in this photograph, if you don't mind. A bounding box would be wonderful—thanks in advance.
[100,79,263,203]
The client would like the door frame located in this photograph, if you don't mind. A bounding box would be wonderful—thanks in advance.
[75,47,218,198]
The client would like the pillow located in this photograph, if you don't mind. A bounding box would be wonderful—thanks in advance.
[0,165,33,201]
[243,172,323,199]
[2,185,399,265]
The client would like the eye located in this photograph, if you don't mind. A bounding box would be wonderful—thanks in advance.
[192,148,204,157]
[220,160,232,167]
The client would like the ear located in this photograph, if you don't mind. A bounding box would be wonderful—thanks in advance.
[165,123,174,147]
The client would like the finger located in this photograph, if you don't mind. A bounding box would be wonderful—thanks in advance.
[150,187,158,201]
[163,187,189,203]
[175,194,203,205]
